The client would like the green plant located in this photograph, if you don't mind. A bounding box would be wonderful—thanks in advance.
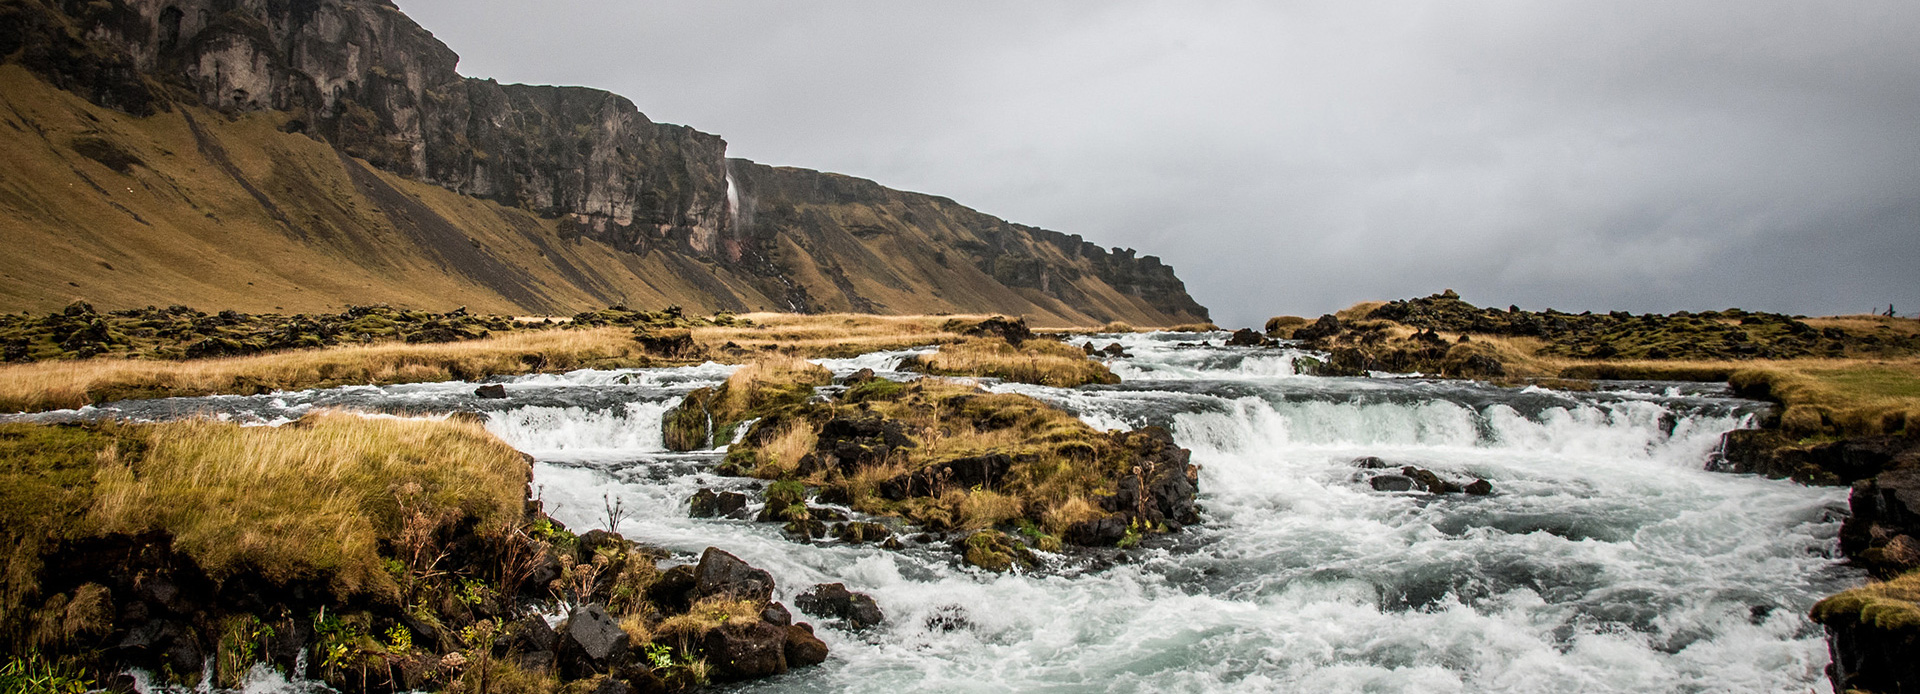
[643,643,674,670]
[0,653,93,694]
[1117,519,1143,549]
[384,624,413,654]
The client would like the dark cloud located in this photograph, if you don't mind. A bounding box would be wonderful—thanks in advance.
[398,0,1920,326]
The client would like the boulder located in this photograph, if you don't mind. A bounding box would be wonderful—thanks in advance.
[794,583,886,630]
[760,601,792,627]
[783,625,830,667]
[1352,456,1391,469]
[557,604,629,679]
[1226,328,1268,347]
[1402,466,1463,494]
[958,316,1033,346]
[1464,479,1495,496]
[1064,515,1129,546]
[645,564,698,614]
[689,488,720,518]
[474,384,508,399]
[715,491,749,517]
[702,620,789,682]
[1292,314,1343,342]
[1370,475,1416,492]
[840,368,877,385]
[690,547,775,603]
[503,616,559,671]
[961,530,1036,573]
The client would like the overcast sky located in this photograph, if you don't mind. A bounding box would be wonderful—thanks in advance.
[397,0,1919,327]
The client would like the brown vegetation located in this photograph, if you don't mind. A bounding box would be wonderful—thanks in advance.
[904,337,1120,388]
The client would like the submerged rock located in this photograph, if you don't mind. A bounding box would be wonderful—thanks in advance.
[795,583,886,630]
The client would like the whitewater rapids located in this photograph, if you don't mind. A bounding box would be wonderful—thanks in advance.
[6,332,1858,693]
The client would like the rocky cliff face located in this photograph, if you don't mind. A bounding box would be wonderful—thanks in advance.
[0,0,1208,324]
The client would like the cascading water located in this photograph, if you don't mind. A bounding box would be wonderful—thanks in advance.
[5,333,1859,693]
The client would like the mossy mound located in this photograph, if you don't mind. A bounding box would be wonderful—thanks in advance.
[715,374,1199,555]
[1811,570,1920,694]
[662,355,833,452]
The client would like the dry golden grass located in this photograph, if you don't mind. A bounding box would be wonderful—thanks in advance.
[1426,333,1920,438]
[1335,301,1388,321]
[910,338,1119,387]
[754,419,819,478]
[89,412,529,598]
[719,354,832,413]
[0,328,652,413]
[652,596,763,644]
[692,313,975,357]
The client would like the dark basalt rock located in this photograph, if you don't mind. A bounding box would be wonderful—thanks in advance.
[1464,479,1495,496]
[1370,475,1416,492]
[955,316,1034,346]
[1064,515,1129,546]
[689,547,775,603]
[1226,328,1269,347]
[1841,467,1920,578]
[1293,314,1344,342]
[557,604,630,680]
[689,488,720,518]
[1716,430,1918,486]
[702,620,789,682]
[646,564,699,614]
[760,601,792,627]
[783,625,830,667]
[794,583,886,630]
[1093,427,1200,530]
[878,453,1013,501]
[715,491,749,517]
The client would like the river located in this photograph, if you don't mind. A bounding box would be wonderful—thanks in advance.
[10,331,1860,693]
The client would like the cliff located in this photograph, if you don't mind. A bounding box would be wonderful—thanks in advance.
[0,0,1208,325]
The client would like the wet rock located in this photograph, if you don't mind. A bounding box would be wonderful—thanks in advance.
[690,547,775,603]
[1292,314,1343,342]
[840,367,876,385]
[1464,479,1495,496]
[784,519,828,540]
[960,530,1036,573]
[1099,342,1130,358]
[715,491,749,517]
[689,488,720,518]
[760,601,792,627]
[557,604,629,679]
[878,454,1013,500]
[646,564,698,614]
[1352,456,1392,469]
[795,583,886,630]
[810,415,915,475]
[811,507,850,522]
[835,521,893,544]
[1370,475,1416,492]
[1403,466,1463,494]
[783,625,830,667]
[474,383,508,399]
[1065,515,1129,546]
[702,620,789,681]
[1226,328,1268,347]
[1841,468,1920,577]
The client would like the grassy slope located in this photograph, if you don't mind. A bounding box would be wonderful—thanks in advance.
[0,67,1202,327]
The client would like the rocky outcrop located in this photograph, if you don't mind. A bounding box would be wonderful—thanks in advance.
[0,0,1209,325]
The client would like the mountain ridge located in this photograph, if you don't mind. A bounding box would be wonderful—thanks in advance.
[0,0,1208,325]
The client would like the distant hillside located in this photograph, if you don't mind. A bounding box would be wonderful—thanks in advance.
[0,0,1208,326]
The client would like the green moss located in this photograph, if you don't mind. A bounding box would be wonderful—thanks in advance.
[1812,570,1920,632]
[961,530,1034,573]
[842,378,906,403]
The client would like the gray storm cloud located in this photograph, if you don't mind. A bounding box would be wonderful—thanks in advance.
[397,0,1920,327]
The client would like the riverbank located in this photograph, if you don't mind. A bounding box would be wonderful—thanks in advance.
[0,414,835,693]
[0,310,1047,414]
